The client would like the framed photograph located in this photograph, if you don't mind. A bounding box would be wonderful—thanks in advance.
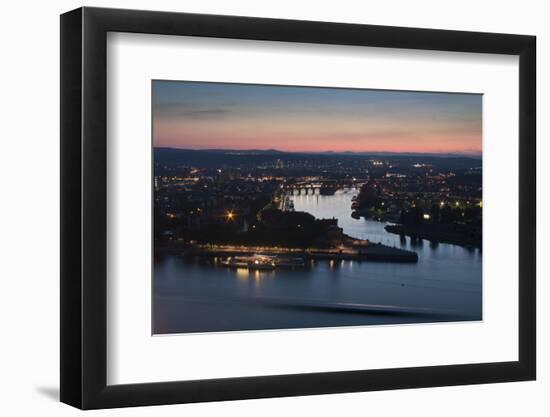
[60,7,536,409]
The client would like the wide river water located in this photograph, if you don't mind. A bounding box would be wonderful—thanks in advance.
[153,188,482,334]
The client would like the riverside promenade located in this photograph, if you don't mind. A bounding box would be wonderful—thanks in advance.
[180,241,418,263]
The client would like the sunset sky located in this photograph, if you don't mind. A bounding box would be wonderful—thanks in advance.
[152,80,482,155]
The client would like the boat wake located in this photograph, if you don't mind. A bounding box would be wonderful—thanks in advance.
[168,294,474,319]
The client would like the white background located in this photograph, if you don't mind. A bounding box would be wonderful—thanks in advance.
[0,0,546,416]
[108,33,519,385]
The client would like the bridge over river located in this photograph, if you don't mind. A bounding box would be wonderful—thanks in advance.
[283,179,362,196]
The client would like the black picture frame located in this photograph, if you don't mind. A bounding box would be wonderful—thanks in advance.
[60,6,536,410]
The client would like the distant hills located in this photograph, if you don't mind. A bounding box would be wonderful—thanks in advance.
[154,147,481,159]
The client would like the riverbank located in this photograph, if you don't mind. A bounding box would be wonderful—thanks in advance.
[385,223,481,249]
[157,241,418,263]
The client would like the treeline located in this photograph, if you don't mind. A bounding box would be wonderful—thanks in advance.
[155,208,340,249]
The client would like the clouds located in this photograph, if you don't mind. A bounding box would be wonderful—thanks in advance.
[155,105,231,120]
[152,80,482,155]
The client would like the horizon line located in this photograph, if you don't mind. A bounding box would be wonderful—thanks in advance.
[154,146,482,157]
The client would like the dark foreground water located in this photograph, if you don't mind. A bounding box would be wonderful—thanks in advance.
[153,189,482,334]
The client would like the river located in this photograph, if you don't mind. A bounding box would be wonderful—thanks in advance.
[153,188,482,334]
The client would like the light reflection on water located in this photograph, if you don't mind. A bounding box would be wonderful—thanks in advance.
[153,188,482,334]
